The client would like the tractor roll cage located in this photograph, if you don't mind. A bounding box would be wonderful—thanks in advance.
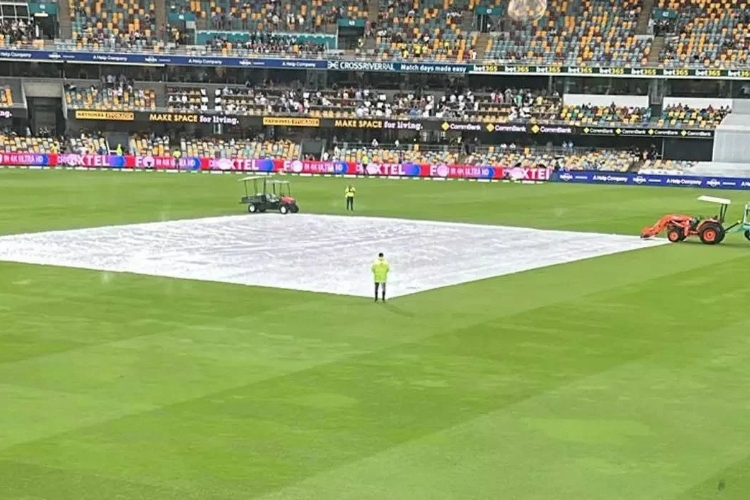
[697,195,730,222]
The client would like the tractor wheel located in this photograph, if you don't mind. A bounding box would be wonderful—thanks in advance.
[290,204,299,213]
[248,204,257,214]
[745,230,750,242]
[279,205,289,214]
[667,228,683,243]
[699,223,725,245]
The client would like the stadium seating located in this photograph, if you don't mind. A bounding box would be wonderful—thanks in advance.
[68,133,111,154]
[656,0,750,67]
[639,159,695,173]
[0,19,43,47]
[167,86,210,112]
[0,86,13,107]
[174,0,368,32]
[130,135,301,159]
[331,143,461,164]
[485,0,651,65]
[463,146,639,171]
[656,104,731,128]
[0,134,59,153]
[65,83,156,110]
[196,31,334,53]
[69,0,157,47]
[374,0,478,61]
[557,104,650,125]
[208,86,561,121]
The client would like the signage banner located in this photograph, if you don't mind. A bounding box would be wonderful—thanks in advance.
[5,152,750,189]
[2,47,747,79]
[74,110,135,121]
[67,109,715,139]
[555,171,750,189]
[469,63,750,79]
[0,152,545,179]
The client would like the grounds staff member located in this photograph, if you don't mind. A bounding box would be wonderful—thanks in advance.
[345,184,356,211]
[372,252,389,302]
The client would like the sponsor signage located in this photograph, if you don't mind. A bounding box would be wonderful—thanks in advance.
[3,47,749,79]
[67,110,716,139]
[334,118,424,131]
[580,126,714,139]
[554,170,750,189]
[0,152,520,179]
[147,112,240,125]
[74,110,135,121]
[470,64,750,79]
[262,116,321,127]
[5,152,750,190]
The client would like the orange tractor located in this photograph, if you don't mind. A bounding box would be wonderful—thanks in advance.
[640,196,730,245]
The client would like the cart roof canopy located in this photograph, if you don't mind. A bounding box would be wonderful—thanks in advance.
[266,180,290,184]
[698,195,731,205]
[238,175,266,182]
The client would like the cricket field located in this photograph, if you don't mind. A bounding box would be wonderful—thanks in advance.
[1,169,749,500]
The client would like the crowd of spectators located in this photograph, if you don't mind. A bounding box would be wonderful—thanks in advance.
[65,74,156,110]
[5,0,750,69]
[204,33,328,55]
[0,129,109,154]
[0,85,13,107]
[57,79,735,130]
[0,19,41,46]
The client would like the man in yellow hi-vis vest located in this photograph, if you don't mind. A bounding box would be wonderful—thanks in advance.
[345,185,356,212]
[371,252,390,302]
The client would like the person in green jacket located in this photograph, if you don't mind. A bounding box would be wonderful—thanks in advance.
[344,185,356,212]
[371,252,390,302]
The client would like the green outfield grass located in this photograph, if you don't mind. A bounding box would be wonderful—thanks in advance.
[1,170,750,500]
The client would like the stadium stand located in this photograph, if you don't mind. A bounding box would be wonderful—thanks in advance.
[68,132,111,154]
[154,86,730,132]
[0,132,113,155]
[0,134,58,153]
[129,135,301,159]
[0,85,13,107]
[65,79,157,111]
[639,159,696,173]
[0,19,41,46]
[485,0,651,65]
[657,103,731,128]
[558,103,650,125]
[462,146,639,170]
[173,0,368,32]
[374,0,478,61]
[656,0,750,67]
[70,0,157,48]
[167,86,210,112]
[198,32,333,54]
[332,142,461,164]
[191,86,562,121]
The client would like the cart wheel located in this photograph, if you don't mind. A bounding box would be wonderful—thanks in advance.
[744,230,750,241]
[248,204,257,213]
[279,205,289,214]
[667,229,682,243]
[699,223,724,245]
[290,204,299,213]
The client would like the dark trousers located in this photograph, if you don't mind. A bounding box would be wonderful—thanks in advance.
[375,282,386,300]
[346,197,354,211]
